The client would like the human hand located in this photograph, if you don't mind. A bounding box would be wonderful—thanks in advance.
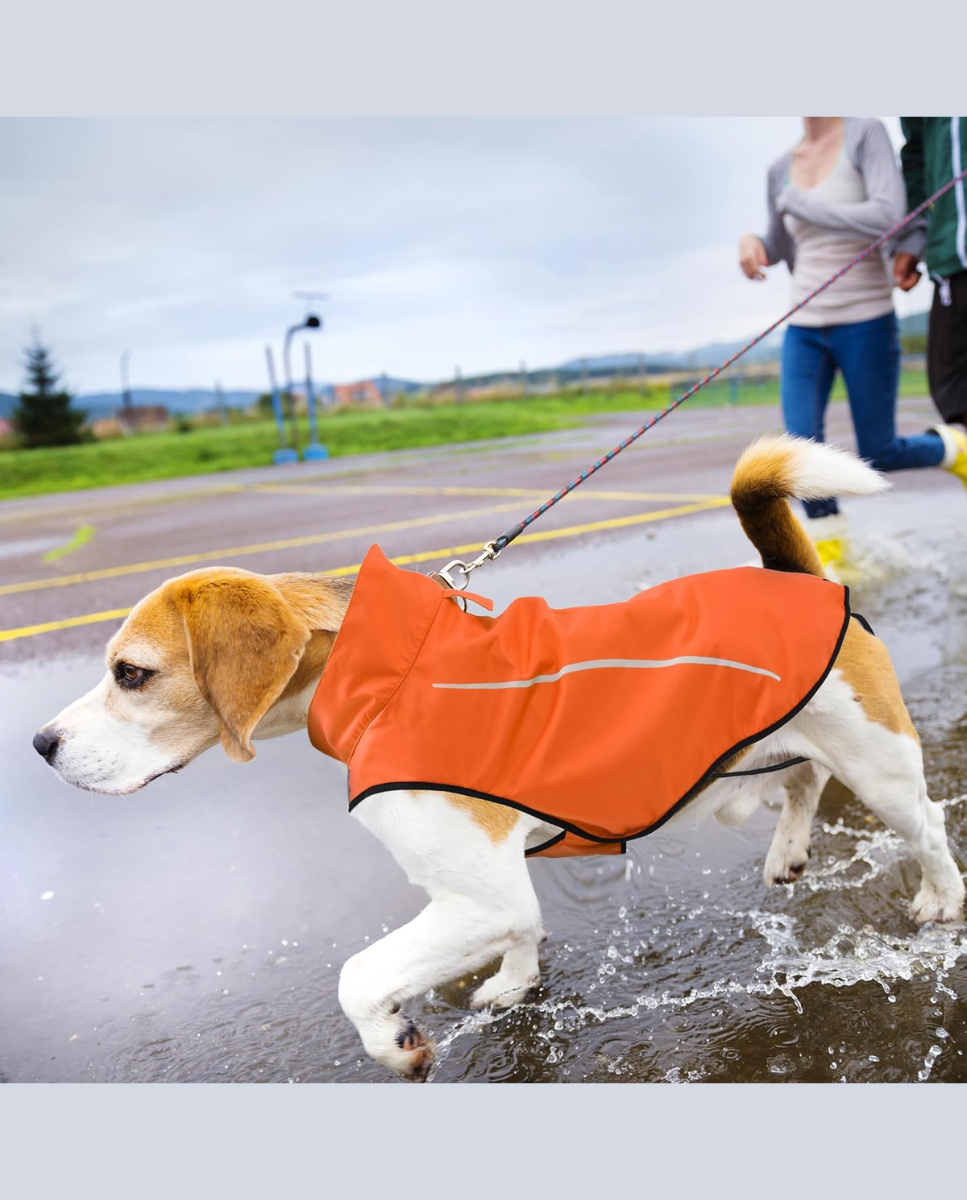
[893,252,922,292]
[739,234,769,281]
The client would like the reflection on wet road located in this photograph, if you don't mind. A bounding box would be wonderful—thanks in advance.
[2,400,965,1082]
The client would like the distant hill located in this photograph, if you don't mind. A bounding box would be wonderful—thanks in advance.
[0,379,428,422]
[0,388,264,422]
[378,376,423,395]
[77,389,264,420]
[552,312,929,379]
[0,315,929,423]
[561,339,777,376]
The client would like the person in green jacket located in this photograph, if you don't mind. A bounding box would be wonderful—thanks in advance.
[894,118,967,474]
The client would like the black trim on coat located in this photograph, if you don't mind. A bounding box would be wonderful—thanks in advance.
[347,585,852,854]
[350,779,627,845]
[524,831,629,857]
[713,755,809,778]
[851,611,876,636]
[524,830,567,856]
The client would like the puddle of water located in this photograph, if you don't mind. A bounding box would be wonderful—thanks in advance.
[0,536,62,561]
[2,484,966,1082]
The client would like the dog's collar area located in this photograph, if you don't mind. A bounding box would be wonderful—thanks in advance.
[308,545,449,764]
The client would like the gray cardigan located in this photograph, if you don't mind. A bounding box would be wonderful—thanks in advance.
[759,118,907,272]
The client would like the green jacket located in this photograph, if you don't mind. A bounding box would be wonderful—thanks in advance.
[898,117,967,279]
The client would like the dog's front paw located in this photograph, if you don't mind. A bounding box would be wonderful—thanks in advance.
[910,884,965,925]
[764,840,810,886]
[392,1018,436,1081]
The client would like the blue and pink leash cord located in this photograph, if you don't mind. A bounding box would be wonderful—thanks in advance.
[433,166,967,590]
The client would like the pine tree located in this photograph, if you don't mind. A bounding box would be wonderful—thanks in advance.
[13,341,87,448]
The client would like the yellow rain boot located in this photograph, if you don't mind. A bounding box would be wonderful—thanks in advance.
[804,513,852,582]
[930,423,967,488]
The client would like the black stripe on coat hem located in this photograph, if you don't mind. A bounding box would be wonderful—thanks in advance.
[714,755,809,778]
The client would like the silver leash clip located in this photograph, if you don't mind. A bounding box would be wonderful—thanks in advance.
[428,541,501,597]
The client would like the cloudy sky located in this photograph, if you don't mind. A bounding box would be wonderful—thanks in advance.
[0,117,930,394]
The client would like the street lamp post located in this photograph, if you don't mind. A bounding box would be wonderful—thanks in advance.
[283,312,327,461]
[264,345,298,464]
[303,342,328,461]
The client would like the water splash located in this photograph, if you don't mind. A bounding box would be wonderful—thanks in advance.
[918,1044,943,1082]
[431,794,967,1077]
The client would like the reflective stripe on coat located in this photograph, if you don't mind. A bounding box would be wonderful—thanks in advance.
[308,545,850,858]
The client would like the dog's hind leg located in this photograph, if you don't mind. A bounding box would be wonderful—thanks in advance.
[340,790,544,1079]
[849,766,963,923]
[469,935,542,1010]
[764,760,831,886]
[792,675,964,923]
[905,786,965,923]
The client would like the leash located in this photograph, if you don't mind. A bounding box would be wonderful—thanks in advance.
[432,167,967,592]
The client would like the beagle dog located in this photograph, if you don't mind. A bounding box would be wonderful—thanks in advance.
[34,436,965,1080]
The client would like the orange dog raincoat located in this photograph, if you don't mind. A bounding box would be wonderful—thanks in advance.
[308,545,850,858]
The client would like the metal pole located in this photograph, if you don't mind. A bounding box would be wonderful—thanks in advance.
[304,344,319,443]
[303,342,328,461]
[265,345,297,464]
[282,324,302,457]
[120,351,132,410]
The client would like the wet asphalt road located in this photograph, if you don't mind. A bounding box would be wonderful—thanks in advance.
[3,397,967,1083]
[0,403,763,660]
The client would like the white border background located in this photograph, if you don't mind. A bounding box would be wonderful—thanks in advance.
[3,0,965,1188]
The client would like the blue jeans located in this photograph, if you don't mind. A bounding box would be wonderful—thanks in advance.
[781,312,943,518]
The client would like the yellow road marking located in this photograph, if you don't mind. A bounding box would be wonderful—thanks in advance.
[43,524,96,563]
[0,501,528,597]
[2,607,137,641]
[0,497,729,642]
[253,483,724,503]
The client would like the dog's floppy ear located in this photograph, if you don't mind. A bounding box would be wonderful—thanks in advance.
[172,571,312,763]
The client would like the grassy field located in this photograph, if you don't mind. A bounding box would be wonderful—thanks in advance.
[0,370,930,501]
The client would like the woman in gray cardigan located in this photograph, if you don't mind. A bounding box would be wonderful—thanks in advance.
[739,117,964,573]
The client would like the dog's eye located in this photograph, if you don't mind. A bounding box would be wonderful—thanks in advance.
[114,662,155,690]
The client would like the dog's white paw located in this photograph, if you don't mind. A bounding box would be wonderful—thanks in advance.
[469,971,539,1010]
[764,836,810,887]
[386,1016,436,1081]
[909,883,965,925]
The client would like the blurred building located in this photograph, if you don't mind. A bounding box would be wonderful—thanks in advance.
[117,405,170,434]
[333,380,384,407]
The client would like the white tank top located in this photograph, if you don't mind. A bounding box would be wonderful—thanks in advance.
[785,151,894,327]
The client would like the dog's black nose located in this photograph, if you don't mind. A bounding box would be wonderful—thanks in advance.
[33,729,60,762]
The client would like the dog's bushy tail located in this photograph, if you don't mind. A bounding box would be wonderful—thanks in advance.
[731,434,888,576]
